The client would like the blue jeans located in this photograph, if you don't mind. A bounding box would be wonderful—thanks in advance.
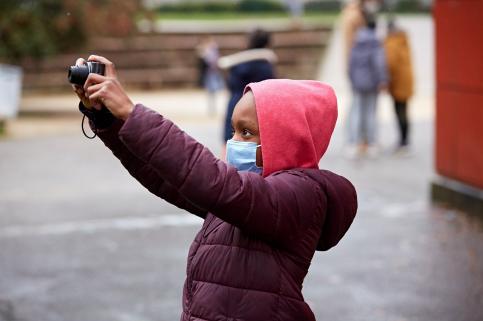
[348,91,378,145]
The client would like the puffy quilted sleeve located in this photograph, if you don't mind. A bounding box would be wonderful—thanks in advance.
[90,114,207,219]
[118,104,329,247]
[307,170,358,251]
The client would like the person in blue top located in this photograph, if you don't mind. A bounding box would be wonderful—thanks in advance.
[218,29,277,158]
[347,17,388,158]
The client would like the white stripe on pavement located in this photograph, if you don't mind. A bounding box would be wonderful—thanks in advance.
[0,214,203,238]
[0,201,428,239]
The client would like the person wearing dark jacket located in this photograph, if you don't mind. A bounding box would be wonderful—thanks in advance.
[218,28,277,158]
[72,54,358,321]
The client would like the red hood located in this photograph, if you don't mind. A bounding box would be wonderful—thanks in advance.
[245,79,338,177]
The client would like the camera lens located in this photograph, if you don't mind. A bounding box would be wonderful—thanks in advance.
[68,65,89,86]
[67,61,105,86]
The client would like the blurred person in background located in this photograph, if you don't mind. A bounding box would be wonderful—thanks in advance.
[341,0,383,157]
[346,17,388,158]
[341,0,382,66]
[384,18,414,155]
[196,36,224,117]
[284,0,305,28]
[341,0,366,65]
[218,29,277,158]
[71,54,358,321]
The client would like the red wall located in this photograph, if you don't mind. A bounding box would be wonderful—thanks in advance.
[434,0,483,189]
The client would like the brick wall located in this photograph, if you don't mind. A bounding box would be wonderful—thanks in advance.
[21,26,331,92]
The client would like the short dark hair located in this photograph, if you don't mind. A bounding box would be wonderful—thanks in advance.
[248,29,271,49]
[367,19,377,30]
[363,12,377,30]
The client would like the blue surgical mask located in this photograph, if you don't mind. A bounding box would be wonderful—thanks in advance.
[226,139,262,174]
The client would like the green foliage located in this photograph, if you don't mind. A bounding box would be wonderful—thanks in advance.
[238,0,285,12]
[304,1,342,13]
[0,0,86,63]
[157,0,285,14]
[392,0,431,13]
[0,120,5,136]
[158,1,237,13]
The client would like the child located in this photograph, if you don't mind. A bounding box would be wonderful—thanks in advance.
[347,17,388,158]
[73,55,358,321]
[384,19,414,153]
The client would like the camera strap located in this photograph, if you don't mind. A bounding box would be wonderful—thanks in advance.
[81,114,97,139]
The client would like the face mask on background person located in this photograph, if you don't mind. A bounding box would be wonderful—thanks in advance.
[226,139,262,174]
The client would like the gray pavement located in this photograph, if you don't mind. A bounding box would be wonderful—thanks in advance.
[1,15,483,321]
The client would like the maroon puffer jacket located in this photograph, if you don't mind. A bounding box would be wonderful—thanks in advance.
[92,104,357,321]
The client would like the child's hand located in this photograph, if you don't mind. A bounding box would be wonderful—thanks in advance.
[71,58,100,110]
[83,55,134,120]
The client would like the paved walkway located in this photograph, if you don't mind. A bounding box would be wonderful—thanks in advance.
[8,89,227,139]
[1,15,482,321]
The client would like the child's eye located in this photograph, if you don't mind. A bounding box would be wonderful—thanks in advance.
[242,129,252,137]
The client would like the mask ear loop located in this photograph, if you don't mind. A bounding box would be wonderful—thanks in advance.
[255,144,263,169]
[81,114,97,139]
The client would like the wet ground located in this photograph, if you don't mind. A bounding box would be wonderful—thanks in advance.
[1,15,482,321]
[1,110,482,321]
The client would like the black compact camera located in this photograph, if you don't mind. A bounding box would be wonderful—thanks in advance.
[68,61,105,86]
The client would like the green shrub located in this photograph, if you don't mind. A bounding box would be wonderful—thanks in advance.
[0,0,86,63]
[0,0,143,64]
[304,0,342,12]
[157,0,286,14]
[393,0,431,12]
[158,1,236,13]
[238,0,285,12]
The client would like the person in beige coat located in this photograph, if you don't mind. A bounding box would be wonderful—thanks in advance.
[384,19,414,151]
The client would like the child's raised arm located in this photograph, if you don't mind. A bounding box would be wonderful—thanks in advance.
[118,104,356,251]
[78,106,207,219]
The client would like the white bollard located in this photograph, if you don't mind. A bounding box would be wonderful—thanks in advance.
[0,64,23,119]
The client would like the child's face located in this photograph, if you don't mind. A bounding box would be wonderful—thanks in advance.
[231,91,263,167]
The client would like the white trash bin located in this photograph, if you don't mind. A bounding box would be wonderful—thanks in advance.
[0,64,23,119]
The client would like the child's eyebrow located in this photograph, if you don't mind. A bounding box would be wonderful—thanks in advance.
[235,119,257,129]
